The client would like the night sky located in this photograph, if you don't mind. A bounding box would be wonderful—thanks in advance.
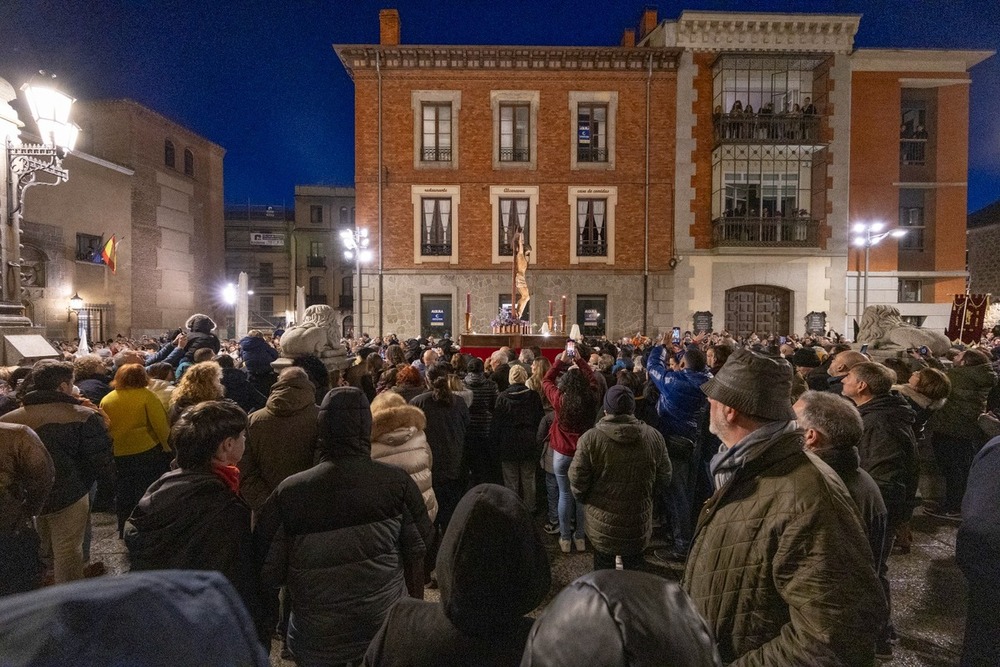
[1,0,998,211]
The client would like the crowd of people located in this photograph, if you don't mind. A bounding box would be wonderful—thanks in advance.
[713,97,819,143]
[2,315,1000,665]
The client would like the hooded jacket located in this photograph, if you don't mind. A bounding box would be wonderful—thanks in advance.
[646,345,712,442]
[364,484,550,667]
[521,569,722,667]
[123,467,265,640]
[239,372,319,511]
[856,393,918,518]
[256,387,433,666]
[220,367,267,414]
[491,382,545,462]
[411,390,471,483]
[569,414,671,556]
[463,372,498,445]
[371,402,438,522]
[182,314,220,363]
[238,335,279,376]
[929,361,998,443]
[1,390,113,514]
[892,383,945,440]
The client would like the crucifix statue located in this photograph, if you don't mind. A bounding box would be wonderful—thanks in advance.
[511,225,530,320]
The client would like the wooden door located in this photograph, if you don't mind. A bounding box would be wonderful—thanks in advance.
[724,285,790,337]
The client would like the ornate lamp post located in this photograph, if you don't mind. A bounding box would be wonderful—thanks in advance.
[2,72,80,325]
[852,221,907,320]
[340,227,372,339]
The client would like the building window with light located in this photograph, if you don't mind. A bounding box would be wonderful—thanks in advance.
[898,279,922,303]
[499,104,530,163]
[420,198,452,256]
[308,241,325,268]
[498,198,530,257]
[569,92,617,171]
[899,189,926,251]
[412,91,461,169]
[164,140,175,168]
[422,103,452,162]
[577,199,607,257]
[183,148,194,177]
[76,233,103,262]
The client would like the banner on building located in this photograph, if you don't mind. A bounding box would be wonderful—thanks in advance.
[250,232,285,247]
[945,293,990,344]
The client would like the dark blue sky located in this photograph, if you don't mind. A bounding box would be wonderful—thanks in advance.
[1,1,998,211]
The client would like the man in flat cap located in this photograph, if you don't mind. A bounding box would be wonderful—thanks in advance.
[682,349,886,666]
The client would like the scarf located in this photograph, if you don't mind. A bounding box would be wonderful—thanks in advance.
[212,462,241,494]
[710,420,797,491]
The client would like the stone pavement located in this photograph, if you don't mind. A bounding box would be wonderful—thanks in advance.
[89,506,967,666]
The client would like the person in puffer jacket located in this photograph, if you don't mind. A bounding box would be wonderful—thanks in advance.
[370,391,438,522]
[491,365,545,512]
[256,386,433,666]
[180,313,221,365]
[521,569,721,667]
[570,385,671,570]
[364,484,550,667]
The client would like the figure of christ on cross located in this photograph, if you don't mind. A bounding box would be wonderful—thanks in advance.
[512,225,530,320]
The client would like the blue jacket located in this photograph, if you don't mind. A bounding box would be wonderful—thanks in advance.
[646,345,711,442]
[239,335,279,376]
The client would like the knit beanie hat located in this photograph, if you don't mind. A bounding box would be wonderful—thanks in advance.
[790,347,821,368]
[700,349,795,421]
[602,384,636,416]
[509,365,529,385]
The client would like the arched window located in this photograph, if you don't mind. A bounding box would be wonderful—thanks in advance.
[183,148,194,177]
[164,140,175,168]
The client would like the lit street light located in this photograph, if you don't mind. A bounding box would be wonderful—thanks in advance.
[852,221,908,319]
[2,71,80,326]
[340,227,373,339]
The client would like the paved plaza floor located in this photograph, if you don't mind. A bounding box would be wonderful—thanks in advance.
[88,504,967,666]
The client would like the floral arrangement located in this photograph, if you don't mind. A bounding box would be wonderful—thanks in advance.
[491,306,529,333]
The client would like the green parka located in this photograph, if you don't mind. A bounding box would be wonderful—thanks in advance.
[683,431,887,666]
[569,414,670,556]
[928,361,997,444]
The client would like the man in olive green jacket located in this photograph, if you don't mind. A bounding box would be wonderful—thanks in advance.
[683,349,886,666]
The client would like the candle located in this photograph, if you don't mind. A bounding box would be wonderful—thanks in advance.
[466,292,471,314]
[561,295,567,325]
[548,300,553,317]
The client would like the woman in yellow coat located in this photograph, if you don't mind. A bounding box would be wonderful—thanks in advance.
[100,364,172,536]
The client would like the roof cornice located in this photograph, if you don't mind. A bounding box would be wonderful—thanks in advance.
[852,49,995,72]
[673,11,861,54]
[335,45,679,78]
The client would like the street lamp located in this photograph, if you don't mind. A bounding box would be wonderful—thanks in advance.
[852,222,908,319]
[3,72,80,319]
[340,227,372,339]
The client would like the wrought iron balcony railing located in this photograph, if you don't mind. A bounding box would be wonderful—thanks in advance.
[712,216,820,248]
[499,147,530,162]
[714,114,821,144]
[576,146,608,163]
[900,139,927,166]
[421,147,453,162]
[306,256,326,268]
[421,243,452,256]
[577,238,608,256]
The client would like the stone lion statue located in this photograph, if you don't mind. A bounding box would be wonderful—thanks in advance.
[857,305,951,355]
[279,305,345,360]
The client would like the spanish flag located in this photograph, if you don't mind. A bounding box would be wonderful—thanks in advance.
[100,235,117,274]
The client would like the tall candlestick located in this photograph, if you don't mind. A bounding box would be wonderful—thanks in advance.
[561,296,567,333]
[548,299,553,317]
[466,292,471,314]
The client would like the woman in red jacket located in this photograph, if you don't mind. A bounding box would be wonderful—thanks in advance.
[542,351,598,553]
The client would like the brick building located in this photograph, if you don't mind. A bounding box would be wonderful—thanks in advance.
[336,9,991,339]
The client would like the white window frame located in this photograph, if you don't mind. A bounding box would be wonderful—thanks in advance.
[412,90,461,170]
[568,186,617,265]
[489,185,539,264]
[411,185,460,264]
[491,91,539,171]
[569,91,618,171]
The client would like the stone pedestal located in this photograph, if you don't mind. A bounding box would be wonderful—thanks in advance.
[271,345,352,375]
[1,330,59,365]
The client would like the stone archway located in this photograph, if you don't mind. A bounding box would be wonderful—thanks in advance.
[724,285,792,337]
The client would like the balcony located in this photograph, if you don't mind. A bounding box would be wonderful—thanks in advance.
[576,146,608,163]
[900,139,926,166]
[714,114,821,145]
[421,147,452,162]
[577,238,608,257]
[338,294,354,310]
[421,243,452,256]
[305,295,327,307]
[712,216,820,248]
[307,256,326,268]
[499,147,530,162]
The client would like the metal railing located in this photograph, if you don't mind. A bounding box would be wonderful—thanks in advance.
[306,256,326,268]
[421,243,452,256]
[712,216,820,248]
[577,238,608,256]
[576,146,608,163]
[421,147,452,162]
[499,147,530,162]
[900,139,927,166]
[714,114,821,144]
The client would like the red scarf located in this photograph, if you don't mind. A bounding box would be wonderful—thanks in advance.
[212,462,241,494]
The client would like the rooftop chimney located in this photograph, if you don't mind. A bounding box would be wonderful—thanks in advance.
[380,9,400,46]
[621,28,636,48]
[639,6,658,40]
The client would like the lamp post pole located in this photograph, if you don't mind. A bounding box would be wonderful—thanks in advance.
[341,227,371,340]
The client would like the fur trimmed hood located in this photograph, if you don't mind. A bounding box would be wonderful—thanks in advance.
[893,383,946,411]
[371,403,427,442]
[185,313,217,334]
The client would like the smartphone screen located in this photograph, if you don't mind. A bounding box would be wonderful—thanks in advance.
[779,336,787,344]
[565,341,576,358]
[920,346,929,356]
[671,327,681,343]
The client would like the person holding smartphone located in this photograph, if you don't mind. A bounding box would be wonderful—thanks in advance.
[541,341,599,553]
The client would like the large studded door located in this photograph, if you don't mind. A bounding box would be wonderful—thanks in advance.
[724,285,791,337]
